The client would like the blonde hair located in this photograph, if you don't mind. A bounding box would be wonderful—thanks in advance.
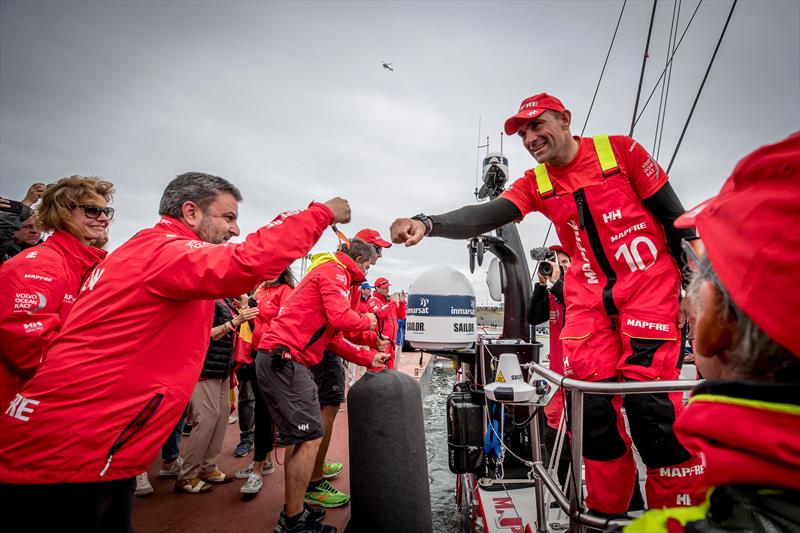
[36,176,115,236]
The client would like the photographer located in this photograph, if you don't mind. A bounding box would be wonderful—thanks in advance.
[0,182,46,263]
[527,244,571,483]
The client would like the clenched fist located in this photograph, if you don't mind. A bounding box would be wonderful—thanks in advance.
[324,197,351,224]
[389,218,427,247]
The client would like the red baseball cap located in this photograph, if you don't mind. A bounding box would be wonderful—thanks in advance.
[676,132,800,357]
[355,228,391,248]
[549,244,569,257]
[374,277,390,288]
[504,93,567,136]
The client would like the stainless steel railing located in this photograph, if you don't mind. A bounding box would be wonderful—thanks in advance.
[526,363,700,532]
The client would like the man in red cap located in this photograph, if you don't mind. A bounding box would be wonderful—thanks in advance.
[627,133,800,532]
[390,92,702,514]
[305,228,393,510]
[367,277,406,369]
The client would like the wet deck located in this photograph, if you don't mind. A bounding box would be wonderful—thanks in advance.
[132,350,432,533]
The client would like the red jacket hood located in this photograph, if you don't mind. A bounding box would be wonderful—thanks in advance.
[676,380,800,493]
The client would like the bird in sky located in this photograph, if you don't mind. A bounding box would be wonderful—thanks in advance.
[381,60,394,72]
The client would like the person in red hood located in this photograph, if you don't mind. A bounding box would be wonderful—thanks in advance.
[256,238,388,533]
[627,133,800,532]
[367,277,407,370]
[0,175,113,407]
[0,172,351,532]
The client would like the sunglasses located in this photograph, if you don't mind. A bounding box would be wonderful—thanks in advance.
[681,237,705,272]
[374,246,383,256]
[79,205,114,220]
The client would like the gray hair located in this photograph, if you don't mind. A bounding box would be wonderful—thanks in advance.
[158,172,242,218]
[688,257,799,382]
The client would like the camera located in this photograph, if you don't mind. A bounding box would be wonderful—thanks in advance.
[530,247,557,278]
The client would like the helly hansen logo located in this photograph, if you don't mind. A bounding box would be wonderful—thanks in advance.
[5,394,39,422]
[676,494,691,506]
[25,250,38,259]
[23,321,44,334]
[297,423,310,431]
[659,465,704,478]
[81,268,105,292]
[602,209,622,223]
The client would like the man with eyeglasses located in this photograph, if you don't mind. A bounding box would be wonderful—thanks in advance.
[0,172,351,531]
[627,133,800,532]
[390,92,703,515]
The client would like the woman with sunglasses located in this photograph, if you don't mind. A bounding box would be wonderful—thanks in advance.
[0,175,114,406]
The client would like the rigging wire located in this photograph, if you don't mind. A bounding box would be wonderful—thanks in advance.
[657,0,682,160]
[633,0,704,129]
[667,0,737,172]
[580,0,628,137]
[630,0,659,137]
[652,0,679,155]
[538,0,628,256]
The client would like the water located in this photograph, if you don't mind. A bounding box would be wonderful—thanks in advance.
[423,359,459,533]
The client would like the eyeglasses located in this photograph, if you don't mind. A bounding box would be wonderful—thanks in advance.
[78,205,114,220]
[681,237,705,272]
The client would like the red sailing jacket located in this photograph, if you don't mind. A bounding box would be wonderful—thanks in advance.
[252,284,292,351]
[365,293,406,369]
[543,290,567,429]
[0,203,333,484]
[259,251,376,368]
[626,381,800,532]
[0,230,107,407]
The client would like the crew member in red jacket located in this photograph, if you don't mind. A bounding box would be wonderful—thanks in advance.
[0,172,350,531]
[391,93,702,514]
[302,229,395,511]
[628,133,800,532]
[368,277,407,369]
[0,176,113,407]
[256,238,388,533]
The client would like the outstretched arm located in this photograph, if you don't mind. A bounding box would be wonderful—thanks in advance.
[390,198,521,246]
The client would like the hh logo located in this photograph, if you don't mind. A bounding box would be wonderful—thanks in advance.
[81,268,105,292]
[602,209,622,223]
[5,394,39,422]
[297,423,310,431]
[676,493,691,506]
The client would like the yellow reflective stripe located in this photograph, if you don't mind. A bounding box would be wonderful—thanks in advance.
[593,134,618,173]
[625,490,712,532]
[689,394,800,416]
[533,164,553,196]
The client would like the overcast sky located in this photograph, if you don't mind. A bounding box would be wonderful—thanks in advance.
[1,0,798,304]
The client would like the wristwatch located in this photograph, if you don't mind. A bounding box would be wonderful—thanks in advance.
[411,214,433,235]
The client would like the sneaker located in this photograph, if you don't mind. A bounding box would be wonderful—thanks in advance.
[199,468,234,484]
[240,473,263,494]
[274,505,329,533]
[236,462,275,479]
[304,479,350,508]
[135,472,154,496]
[175,477,212,493]
[234,439,253,457]
[322,462,342,479]
[159,456,183,477]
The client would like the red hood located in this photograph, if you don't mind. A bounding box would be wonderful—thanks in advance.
[676,381,800,493]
